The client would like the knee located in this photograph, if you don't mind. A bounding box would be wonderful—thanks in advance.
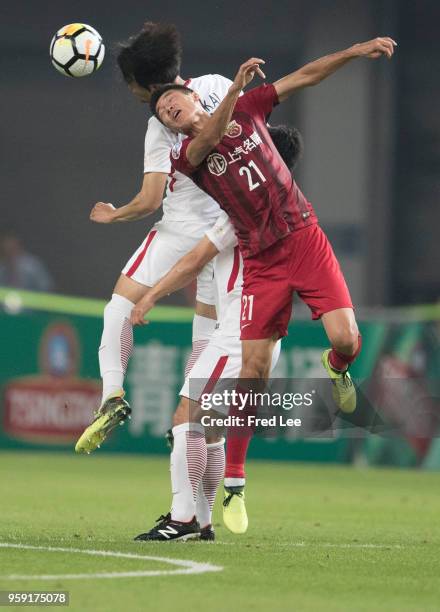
[204,410,225,443]
[104,293,133,319]
[172,397,205,426]
[205,432,223,444]
[173,399,189,427]
[331,324,359,355]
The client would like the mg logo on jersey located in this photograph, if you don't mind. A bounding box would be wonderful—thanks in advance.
[207,153,227,176]
[226,120,242,138]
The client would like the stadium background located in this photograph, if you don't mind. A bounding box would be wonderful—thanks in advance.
[1,3,440,610]
[1,0,439,466]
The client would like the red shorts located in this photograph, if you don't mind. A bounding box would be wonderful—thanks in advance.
[240,224,353,340]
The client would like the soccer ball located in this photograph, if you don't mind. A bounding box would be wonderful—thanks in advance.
[50,23,105,77]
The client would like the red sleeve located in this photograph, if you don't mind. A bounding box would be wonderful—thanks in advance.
[170,138,197,176]
[235,83,279,119]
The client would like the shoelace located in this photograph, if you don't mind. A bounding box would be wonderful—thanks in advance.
[155,513,171,525]
[93,400,115,420]
[223,491,242,507]
[94,399,130,422]
[341,372,353,388]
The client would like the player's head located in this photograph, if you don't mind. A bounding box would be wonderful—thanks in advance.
[150,84,204,133]
[268,125,303,171]
[117,22,182,102]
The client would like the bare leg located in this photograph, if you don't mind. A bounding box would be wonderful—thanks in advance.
[224,336,278,484]
[321,308,360,370]
[321,308,361,414]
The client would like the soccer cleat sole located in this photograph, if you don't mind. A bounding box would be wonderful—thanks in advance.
[134,532,199,542]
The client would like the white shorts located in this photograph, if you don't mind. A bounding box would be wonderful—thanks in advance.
[122,218,216,305]
[180,335,281,415]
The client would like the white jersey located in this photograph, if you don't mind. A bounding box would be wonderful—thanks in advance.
[205,211,242,338]
[143,74,233,223]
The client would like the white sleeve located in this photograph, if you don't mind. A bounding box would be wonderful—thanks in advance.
[212,74,244,99]
[205,211,238,252]
[210,74,245,100]
[213,74,233,96]
[143,117,174,174]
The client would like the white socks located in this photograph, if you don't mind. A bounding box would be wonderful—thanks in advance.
[99,306,215,405]
[224,477,246,488]
[99,293,134,405]
[196,439,226,528]
[170,425,225,526]
[185,314,217,378]
[170,423,207,522]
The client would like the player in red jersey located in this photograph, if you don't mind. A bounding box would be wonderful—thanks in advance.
[133,38,397,531]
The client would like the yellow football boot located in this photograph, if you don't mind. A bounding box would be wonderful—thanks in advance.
[75,391,131,454]
[223,487,248,534]
[321,349,356,413]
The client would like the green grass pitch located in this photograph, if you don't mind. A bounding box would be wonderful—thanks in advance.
[1,451,439,611]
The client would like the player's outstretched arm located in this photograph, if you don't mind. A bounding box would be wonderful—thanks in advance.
[130,236,219,326]
[90,172,167,223]
[274,37,397,102]
[186,58,266,167]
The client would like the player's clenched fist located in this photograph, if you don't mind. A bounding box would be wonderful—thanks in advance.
[351,37,397,59]
[90,202,117,223]
[232,57,266,91]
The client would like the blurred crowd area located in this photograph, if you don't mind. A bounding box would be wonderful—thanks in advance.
[0,233,54,293]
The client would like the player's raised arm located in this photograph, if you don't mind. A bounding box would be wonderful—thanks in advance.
[90,172,167,223]
[185,58,266,167]
[274,37,397,102]
[130,236,219,325]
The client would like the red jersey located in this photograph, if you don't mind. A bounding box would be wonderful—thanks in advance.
[171,83,318,258]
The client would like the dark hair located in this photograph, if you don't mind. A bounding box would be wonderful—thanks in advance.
[268,125,304,171]
[150,84,194,119]
[116,22,182,88]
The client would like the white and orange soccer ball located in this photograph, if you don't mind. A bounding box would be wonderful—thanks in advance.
[50,23,105,77]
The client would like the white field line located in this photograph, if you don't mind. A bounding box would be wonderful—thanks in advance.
[215,541,403,549]
[0,543,223,580]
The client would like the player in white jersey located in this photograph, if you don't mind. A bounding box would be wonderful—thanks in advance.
[75,23,233,454]
[120,73,229,295]
[131,211,279,541]
[130,126,303,541]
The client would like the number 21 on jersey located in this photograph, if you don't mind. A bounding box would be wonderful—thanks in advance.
[239,160,266,191]
[241,293,254,326]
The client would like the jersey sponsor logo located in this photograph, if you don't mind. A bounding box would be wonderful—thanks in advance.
[207,153,228,176]
[171,142,182,160]
[157,525,179,539]
[226,120,242,138]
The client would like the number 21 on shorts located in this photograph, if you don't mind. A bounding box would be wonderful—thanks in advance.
[241,294,254,327]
